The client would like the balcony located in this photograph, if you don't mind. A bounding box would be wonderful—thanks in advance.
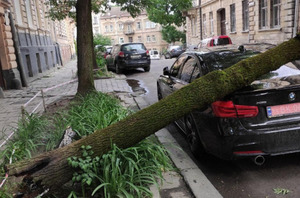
[124,30,135,35]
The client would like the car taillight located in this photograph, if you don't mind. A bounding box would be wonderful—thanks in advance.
[212,101,258,118]
[146,50,149,56]
[119,51,125,57]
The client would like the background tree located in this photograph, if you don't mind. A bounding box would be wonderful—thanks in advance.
[47,0,150,96]
[161,26,186,44]
[7,35,300,196]
[145,0,192,44]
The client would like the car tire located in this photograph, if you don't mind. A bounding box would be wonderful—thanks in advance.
[144,65,150,72]
[185,114,205,158]
[165,54,170,59]
[115,63,122,74]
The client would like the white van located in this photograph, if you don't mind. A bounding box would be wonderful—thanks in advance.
[150,50,160,60]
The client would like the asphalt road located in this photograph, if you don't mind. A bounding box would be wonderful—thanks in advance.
[123,58,300,198]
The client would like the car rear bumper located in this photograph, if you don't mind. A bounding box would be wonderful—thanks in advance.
[118,60,150,69]
[210,127,300,160]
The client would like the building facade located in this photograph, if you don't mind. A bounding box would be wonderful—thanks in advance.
[0,0,75,90]
[186,0,300,46]
[93,7,168,52]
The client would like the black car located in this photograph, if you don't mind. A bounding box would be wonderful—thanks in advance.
[106,43,151,74]
[164,45,185,59]
[157,48,300,164]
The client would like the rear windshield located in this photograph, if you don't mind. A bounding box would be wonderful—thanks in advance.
[153,51,159,55]
[199,50,260,71]
[121,44,146,52]
[214,38,230,46]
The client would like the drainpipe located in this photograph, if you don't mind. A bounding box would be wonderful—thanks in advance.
[293,0,299,37]
[199,0,203,40]
[8,10,28,87]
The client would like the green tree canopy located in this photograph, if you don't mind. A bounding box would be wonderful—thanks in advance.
[161,25,186,44]
[146,0,192,27]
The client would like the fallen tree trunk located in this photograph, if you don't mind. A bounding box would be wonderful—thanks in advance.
[7,35,300,195]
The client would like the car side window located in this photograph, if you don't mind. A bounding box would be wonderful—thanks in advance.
[170,55,188,77]
[179,58,197,82]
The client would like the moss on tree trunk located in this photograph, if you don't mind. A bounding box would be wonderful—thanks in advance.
[6,35,300,196]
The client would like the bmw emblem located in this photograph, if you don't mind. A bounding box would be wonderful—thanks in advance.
[289,92,296,101]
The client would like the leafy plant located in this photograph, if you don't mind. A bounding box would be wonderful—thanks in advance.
[273,188,290,195]
[66,92,129,137]
[68,145,100,197]
[93,138,173,198]
[0,113,48,165]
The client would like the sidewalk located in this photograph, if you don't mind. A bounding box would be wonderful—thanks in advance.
[0,60,222,198]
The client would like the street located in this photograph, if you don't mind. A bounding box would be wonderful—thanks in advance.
[123,58,300,198]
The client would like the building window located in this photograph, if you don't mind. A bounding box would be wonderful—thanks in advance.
[146,35,151,42]
[14,0,23,25]
[119,37,124,44]
[129,37,133,43]
[259,0,268,29]
[127,25,132,33]
[151,22,156,28]
[111,39,115,45]
[242,0,249,31]
[118,23,123,31]
[209,12,214,35]
[146,21,151,29]
[110,24,113,32]
[93,16,98,24]
[138,36,142,42]
[25,0,33,27]
[105,25,109,32]
[271,0,281,28]
[152,35,156,42]
[191,17,197,36]
[230,4,236,32]
[203,14,207,36]
[136,22,141,30]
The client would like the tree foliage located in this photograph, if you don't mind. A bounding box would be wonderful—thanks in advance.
[161,26,186,44]
[146,0,192,27]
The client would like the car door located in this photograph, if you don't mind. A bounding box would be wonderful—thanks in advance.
[173,56,200,129]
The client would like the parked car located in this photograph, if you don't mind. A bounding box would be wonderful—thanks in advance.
[106,43,151,74]
[197,35,232,49]
[157,47,300,164]
[150,50,160,60]
[164,45,185,59]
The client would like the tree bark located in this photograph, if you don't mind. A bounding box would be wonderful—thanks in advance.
[76,0,96,96]
[6,35,300,196]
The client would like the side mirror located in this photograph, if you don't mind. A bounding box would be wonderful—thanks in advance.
[163,67,170,75]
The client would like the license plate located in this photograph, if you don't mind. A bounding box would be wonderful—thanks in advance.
[131,55,141,59]
[266,102,300,118]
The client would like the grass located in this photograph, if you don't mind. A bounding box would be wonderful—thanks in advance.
[0,91,173,197]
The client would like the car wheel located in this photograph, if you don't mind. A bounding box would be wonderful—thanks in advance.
[165,54,170,59]
[144,65,150,72]
[185,114,205,158]
[115,63,122,74]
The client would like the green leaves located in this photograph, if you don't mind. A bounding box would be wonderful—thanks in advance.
[146,0,192,27]
[273,188,290,195]
[161,25,186,44]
